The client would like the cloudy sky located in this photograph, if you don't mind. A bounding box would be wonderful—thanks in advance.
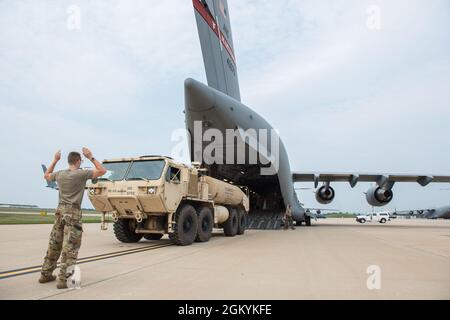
[0,0,449,212]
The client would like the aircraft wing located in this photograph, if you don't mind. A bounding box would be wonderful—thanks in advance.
[292,172,450,188]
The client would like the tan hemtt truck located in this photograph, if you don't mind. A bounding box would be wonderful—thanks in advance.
[87,156,250,246]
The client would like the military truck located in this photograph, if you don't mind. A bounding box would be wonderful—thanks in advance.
[87,156,250,246]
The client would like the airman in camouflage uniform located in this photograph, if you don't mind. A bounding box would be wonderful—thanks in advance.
[283,204,296,230]
[40,148,106,289]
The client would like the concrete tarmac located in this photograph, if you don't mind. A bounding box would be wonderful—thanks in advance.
[0,218,449,300]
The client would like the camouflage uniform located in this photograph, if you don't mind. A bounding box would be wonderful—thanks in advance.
[283,205,295,230]
[41,205,83,281]
[41,169,92,284]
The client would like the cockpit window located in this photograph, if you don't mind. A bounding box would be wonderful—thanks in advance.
[101,162,131,181]
[127,160,166,181]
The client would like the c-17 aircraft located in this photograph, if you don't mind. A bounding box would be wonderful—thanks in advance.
[391,205,450,219]
[184,0,450,229]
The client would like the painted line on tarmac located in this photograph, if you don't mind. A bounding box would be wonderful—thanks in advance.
[0,243,173,280]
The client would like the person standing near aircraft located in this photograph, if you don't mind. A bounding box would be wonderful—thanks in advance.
[283,204,295,230]
[39,148,106,289]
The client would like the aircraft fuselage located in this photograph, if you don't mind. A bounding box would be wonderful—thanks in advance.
[184,78,305,221]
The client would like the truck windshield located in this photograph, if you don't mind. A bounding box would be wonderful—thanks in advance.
[101,162,131,181]
[126,160,166,181]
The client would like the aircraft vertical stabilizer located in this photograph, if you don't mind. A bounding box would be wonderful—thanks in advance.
[192,0,241,101]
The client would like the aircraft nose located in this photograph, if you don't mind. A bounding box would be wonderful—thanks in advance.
[185,78,216,112]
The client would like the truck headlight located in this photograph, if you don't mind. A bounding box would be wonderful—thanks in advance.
[89,188,102,195]
[147,187,157,195]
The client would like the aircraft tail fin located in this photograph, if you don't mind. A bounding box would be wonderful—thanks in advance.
[192,0,241,101]
[41,164,58,190]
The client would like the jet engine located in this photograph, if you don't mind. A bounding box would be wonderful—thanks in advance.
[315,185,335,205]
[365,186,393,207]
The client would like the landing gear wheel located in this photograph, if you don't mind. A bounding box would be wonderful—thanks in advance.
[237,209,247,235]
[196,207,213,243]
[305,215,312,227]
[144,234,164,240]
[113,219,143,243]
[173,204,198,246]
[223,207,238,237]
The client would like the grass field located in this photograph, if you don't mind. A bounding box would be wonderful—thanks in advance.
[0,207,99,214]
[326,213,357,218]
[0,207,359,225]
[0,213,112,225]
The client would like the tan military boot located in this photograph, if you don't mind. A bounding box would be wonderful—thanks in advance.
[38,274,56,284]
[56,279,68,289]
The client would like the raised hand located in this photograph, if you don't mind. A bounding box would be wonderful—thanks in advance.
[54,150,62,162]
[82,147,93,161]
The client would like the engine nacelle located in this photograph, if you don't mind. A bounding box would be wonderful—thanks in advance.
[365,186,393,207]
[315,185,335,205]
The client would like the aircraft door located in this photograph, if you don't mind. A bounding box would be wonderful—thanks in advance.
[164,166,184,212]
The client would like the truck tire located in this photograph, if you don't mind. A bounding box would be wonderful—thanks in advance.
[173,204,198,246]
[380,218,386,224]
[113,219,143,243]
[196,207,213,243]
[360,219,366,224]
[237,209,247,235]
[144,234,164,240]
[223,207,238,237]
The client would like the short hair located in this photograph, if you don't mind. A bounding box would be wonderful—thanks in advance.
[68,152,82,165]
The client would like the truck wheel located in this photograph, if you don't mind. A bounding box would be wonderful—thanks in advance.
[144,234,164,240]
[113,219,143,243]
[173,204,198,246]
[360,219,366,224]
[223,207,238,237]
[237,209,247,235]
[380,218,386,224]
[196,207,213,243]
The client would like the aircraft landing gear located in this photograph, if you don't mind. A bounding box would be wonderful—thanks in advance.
[305,216,312,226]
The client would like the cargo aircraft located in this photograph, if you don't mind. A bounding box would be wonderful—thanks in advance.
[185,0,450,229]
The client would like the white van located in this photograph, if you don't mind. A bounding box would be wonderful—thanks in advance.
[356,212,391,224]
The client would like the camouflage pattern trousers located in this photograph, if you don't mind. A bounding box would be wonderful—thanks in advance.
[41,206,83,281]
[283,215,294,229]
